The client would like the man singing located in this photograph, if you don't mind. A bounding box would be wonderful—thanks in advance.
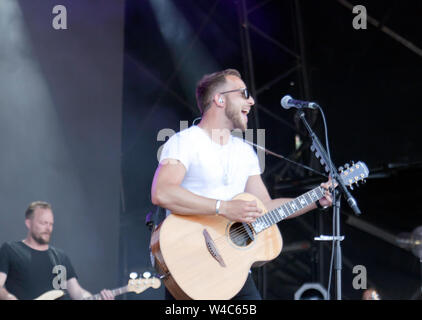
[151,69,333,299]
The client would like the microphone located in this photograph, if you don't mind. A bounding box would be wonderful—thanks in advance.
[281,95,319,110]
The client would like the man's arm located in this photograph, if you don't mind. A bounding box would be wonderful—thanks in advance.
[151,160,217,215]
[151,160,262,223]
[0,272,17,300]
[245,175,332,219]
[67,278,116,300]
[66,277,92,300]
[67,278,114,300]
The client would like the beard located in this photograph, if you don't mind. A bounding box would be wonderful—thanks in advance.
[32,232,51,245]
[225,101,247,132]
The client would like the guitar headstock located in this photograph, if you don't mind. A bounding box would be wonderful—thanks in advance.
[338,161,369,190]
[127,272,161,294]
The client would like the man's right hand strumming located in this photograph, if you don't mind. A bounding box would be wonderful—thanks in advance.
[219,200,262,223]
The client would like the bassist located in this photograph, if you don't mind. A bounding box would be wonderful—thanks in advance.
[0,201,114,300]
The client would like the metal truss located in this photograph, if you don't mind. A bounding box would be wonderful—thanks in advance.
[235,0,324,298]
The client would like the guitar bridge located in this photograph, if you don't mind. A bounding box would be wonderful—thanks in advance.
[203,229,226,267]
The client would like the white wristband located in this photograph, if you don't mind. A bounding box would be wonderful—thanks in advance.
[215,200,222,215]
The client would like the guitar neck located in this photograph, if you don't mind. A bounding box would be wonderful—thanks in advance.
[251,185,325,234]
[84,286,128,300]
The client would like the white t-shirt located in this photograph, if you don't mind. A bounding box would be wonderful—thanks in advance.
[159,125,262,201]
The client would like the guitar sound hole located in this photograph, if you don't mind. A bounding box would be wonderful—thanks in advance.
[229,223,254,247]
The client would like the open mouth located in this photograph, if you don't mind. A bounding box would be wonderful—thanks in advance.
[241,109,249,122]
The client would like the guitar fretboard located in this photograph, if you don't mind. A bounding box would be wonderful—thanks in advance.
[84,286,127,300]
[251,186,325,234]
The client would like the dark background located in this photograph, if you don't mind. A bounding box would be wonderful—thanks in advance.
[0,0,420,300]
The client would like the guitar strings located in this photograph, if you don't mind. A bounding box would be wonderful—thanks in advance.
[194,182,349,252]
[214,205,290,243]
[211,207,289,245]
[197,187,327,246]
[211,219,260,242]
[213,208,297,244]
[211,224,252,245]
[211,192,326,245]
[212,220,264,245]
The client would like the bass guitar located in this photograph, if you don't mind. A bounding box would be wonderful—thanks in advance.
[34,274,161,300]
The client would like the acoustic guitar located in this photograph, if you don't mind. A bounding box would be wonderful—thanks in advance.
[151,161,369,300]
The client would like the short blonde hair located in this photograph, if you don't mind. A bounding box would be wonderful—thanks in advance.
[195,69,241,115]
[25,201,52,219]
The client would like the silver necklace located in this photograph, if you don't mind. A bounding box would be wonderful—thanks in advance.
[218,137,232,185]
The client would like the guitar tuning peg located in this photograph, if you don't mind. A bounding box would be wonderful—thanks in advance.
[344,163,350,169]
[143,271,151,279]
[362,179,366,184]
[338,166,344,172]
[349,184,354,190]
[351,160,355,166]
[129,272,138,279]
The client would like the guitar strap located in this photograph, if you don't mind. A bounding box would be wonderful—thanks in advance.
[9,241,61,267]
[145,205,166,232]
[48,246,62,267]
[147,206,166,268]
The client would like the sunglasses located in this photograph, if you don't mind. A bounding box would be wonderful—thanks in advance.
[219,88,250,100]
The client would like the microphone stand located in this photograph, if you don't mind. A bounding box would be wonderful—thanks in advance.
[297,110,361,300]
